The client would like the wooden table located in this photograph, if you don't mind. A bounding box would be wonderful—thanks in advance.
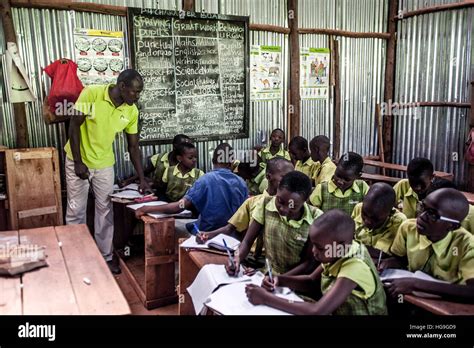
[178,244,228,315]
[405,294,474,315]
[0,224,130,315]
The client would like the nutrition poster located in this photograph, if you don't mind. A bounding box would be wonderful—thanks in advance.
[250,45,282,101]
[300,47,330,100]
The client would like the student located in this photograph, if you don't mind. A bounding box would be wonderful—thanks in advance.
[226,171,323,276]
[255,128,291,193]
[245,210,387,315]
[381,189,474,302]
[352,183,407,262]
[152,134,191,186]
[135,143,247,233]
[258,128,291,165]
[233,152,262,196]
[420,178,474,234]
[288,136,317,182]
[309,135,336,186]
[393,157,434,219]
[309,152,369,216]
[196,157,294,242]
[161,143,204,202]
[119,134,191,188]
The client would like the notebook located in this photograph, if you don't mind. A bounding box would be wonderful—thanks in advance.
[380,268,449,299]
[205,272,304,315]
[127,201,192,218]
[180,234,240,252]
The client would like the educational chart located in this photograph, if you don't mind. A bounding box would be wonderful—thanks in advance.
[127,8,249,144]
[250,45,282,101]
[74,29,125,86]
[300,48,330,100]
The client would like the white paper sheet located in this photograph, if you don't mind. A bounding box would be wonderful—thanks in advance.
[109,190,143,199]
[179,234,240,251]
[205,272,303,315]
[187,264,251,315]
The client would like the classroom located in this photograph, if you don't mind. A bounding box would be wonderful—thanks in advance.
[0,0,473,322]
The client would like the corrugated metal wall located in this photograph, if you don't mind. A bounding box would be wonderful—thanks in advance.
[1,0,471,188]
[299,0,388,158]
[393,0,473,186]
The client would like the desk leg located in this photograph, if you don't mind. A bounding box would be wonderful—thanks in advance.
[178,245,199,315]
[143,218,178,309]
[112,201,135,252]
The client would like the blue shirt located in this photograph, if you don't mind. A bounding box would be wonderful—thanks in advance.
[185,168,248,231]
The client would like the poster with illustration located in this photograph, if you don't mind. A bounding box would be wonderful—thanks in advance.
[300,47,330,100]
[74,29,125,86]
[250,45,282,101]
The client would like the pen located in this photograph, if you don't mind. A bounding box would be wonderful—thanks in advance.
[223,239,235,270]
[193,223,200,236]
[266,258,273,284]
[377,250,383,269]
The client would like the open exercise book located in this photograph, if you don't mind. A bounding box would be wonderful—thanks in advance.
[180,234,240,253]
[187,264,303,315]
[380,269,449,299]
[110,183,143,199]
[126,201,192,218]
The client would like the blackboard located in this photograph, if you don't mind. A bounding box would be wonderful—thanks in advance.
[127,8,249,144]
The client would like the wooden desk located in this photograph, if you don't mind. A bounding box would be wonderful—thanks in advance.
[178,244,228,315]
[404,294,474,315]
[461,191,474,205]
[118,215,178,309]
[0,224,130,315]
[361,172,401,184]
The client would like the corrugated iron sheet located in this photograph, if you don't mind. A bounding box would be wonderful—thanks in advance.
[393,1,473,186]
[299,0,388,158]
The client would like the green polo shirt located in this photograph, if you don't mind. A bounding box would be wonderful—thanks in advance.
[393,179,419,219]
[64,84,139,169]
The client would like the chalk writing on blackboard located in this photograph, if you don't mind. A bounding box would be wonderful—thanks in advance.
[127,8,249,144]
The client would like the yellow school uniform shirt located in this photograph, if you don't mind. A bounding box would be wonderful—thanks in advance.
[352,203,407,254]
[228,191,269,232]
[322,241,376,300]
[295,157,317,181]
[309,179,370,207]
[162,166,204,183]
[393,179,418,219]
[150,152,170,168]
[313,157,337,186]
[258,145,291,166]
[461,205,474,234]
[390,219,474,284]
[65,84,138,169]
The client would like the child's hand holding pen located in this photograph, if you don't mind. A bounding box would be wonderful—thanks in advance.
[225,248,240,277]
[261,275,278,292]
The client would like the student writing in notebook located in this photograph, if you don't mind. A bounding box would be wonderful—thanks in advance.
[309,152,369,216]
[196,157,294,243]
[379,188,474,302]
[226,171,323,276]
[135,143,247,233]
[245,210,387,315]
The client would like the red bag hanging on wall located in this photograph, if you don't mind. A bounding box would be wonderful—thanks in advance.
[465,128,474,165]
[43,58,84,117]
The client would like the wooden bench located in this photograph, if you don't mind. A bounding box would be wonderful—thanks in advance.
[363,159,454,180]
[0,224,130,315]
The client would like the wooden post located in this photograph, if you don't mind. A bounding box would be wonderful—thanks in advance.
[331,39,341,160]
[182,0,195,12]
[0,0,28,148]
[382,0,399,163]
[288,0,300,140]
[468,81,474,192]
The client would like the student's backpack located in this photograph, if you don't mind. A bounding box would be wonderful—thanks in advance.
[465,128,474,165]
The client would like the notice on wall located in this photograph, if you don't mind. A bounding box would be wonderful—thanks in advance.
[300,47,330,100]
[74,29,125,86]
[250,45,282,101]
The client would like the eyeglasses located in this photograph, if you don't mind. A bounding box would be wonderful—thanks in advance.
[417,201,461,224]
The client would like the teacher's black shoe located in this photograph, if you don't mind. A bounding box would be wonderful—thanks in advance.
[107,260,121,275]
